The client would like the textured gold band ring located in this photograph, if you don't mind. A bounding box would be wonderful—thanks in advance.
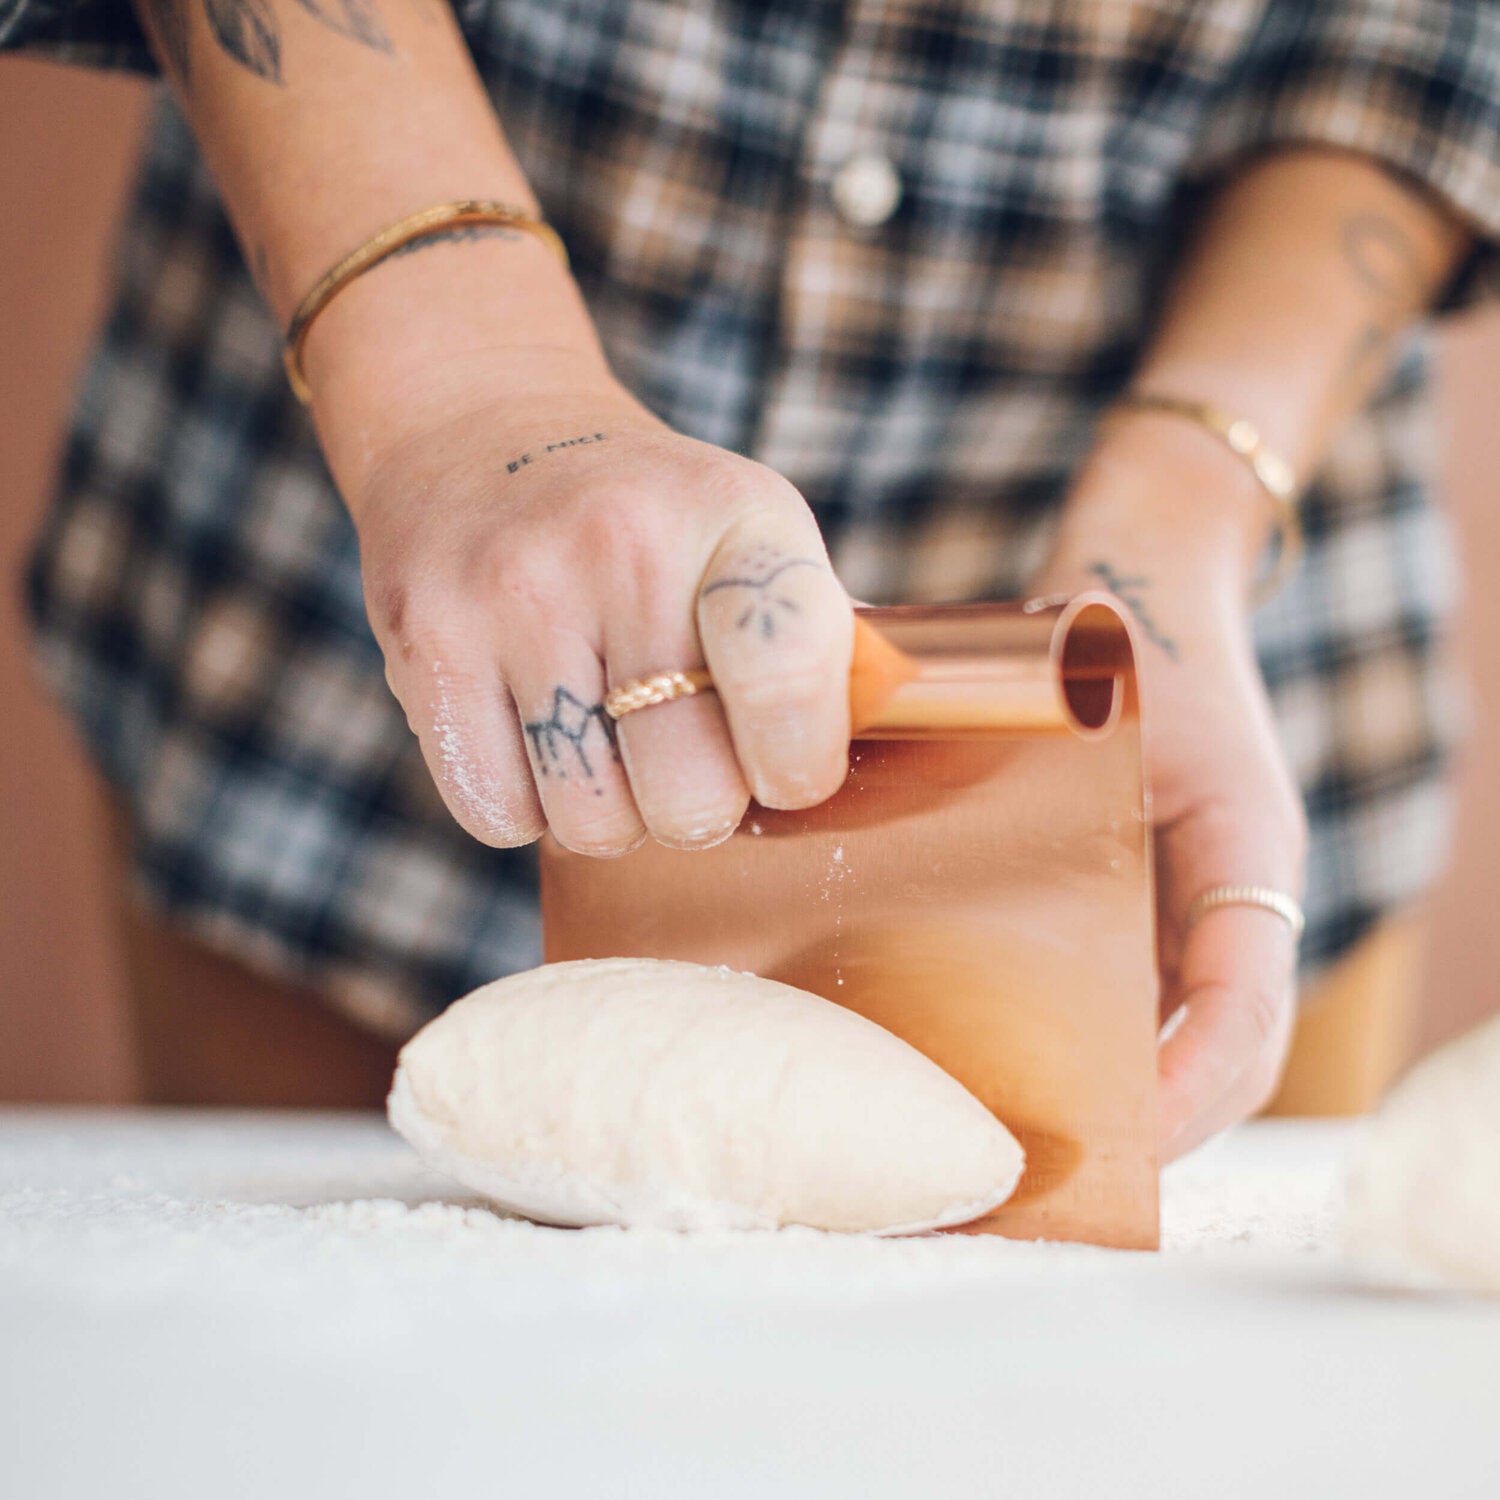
[1186,884,1306,939]
[604,669,715,721]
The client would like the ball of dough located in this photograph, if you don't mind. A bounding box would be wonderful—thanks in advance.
[388,957,1025,1234]
[1345,1010,1500,1293]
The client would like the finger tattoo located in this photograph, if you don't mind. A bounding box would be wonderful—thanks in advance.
[524,687,619,786]
[700,544,826,640]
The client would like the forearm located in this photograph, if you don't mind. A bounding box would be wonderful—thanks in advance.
[1052,148,1473,596]
[130,0,609,487]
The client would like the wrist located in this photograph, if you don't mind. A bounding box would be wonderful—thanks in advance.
[1047,407,1285,603]
[298,236,617,488]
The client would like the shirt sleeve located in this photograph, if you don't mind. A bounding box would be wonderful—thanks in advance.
[1184,0,1500,312]
[0,0,157,72]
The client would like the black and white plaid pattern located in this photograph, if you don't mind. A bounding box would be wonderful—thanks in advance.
[8,1,1500,1035]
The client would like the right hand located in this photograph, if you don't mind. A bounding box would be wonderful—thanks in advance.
[341,369,855,856]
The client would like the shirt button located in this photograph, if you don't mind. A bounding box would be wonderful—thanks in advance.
[830,151,903,228]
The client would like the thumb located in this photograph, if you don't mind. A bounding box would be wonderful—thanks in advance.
[1156,799,1304,1161]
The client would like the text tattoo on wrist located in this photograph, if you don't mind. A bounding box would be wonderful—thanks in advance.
[523,688,618,788]
[1088,561,1178,661]
[699,545,825,640]
[506,433,608,476]
[148,0,391,86]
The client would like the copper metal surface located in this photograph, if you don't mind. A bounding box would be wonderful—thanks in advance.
[542,596,1159,1249]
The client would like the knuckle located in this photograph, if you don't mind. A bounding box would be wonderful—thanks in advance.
[719,665,837,713]
[1238,984,1294,1116]
[1241,976,1288,1048]
[388,592,464,668]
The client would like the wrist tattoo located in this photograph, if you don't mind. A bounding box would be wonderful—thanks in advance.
[505,433,608,476]
[700,545,825,640]
[523,687,618,785]
[1337,211,1424,396]
[1088,561,1178,661]
[196,0,391,86]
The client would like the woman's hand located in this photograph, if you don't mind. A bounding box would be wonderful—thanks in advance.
[337,368,854,857]
[1035,414,1308,1161]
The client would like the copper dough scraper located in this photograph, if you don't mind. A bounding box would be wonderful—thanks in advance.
[542,597,1160,1249]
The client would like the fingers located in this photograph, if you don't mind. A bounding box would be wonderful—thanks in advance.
[387,649,545,849]
[1156,796,1304,1161]
[504,631,647,858]
[696,520,855,811]
[1158,908,1298,1161]
[604,606,751,852]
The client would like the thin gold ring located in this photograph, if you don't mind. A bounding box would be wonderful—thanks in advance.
[604,669,715,721]
[1186,884,1305,940]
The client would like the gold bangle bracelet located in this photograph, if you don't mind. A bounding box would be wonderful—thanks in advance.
[1112,391,1303,607]
[281,200,570,405]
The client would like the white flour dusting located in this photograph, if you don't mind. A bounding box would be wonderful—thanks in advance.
[429,660,524,843]
[0,1113,1350,1287]
[6,1113,1499,1500]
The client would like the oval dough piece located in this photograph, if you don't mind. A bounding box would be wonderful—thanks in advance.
[1345,1010,1500,1293]
[388,957,1025,1234]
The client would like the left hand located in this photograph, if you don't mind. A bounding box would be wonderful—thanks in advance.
[1033,415,1309,1161]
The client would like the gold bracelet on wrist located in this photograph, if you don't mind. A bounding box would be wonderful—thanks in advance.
[280,199,570,405]
[1111,391,1302,606]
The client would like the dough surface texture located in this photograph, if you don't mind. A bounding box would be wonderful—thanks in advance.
[388,957,1025,1234]
[1345,1010,1500,1293]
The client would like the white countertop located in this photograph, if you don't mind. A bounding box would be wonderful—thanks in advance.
[1,1109,1495,1499]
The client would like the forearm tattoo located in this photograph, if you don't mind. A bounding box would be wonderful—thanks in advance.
[144,0,193,78]
[523,688,618,785]
[1088,561,1178,661]
[291,0,390,52]
[699,545,825,640]
[153,0,393,85]
[1337,211,1424,397]
[204,0,283,80]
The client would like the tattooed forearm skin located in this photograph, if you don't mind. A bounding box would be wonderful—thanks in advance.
[699,544,826,641]
[1336,211,1424,397]
[523,688,618,784]
[145,0,193,78]
[205,0,282,80]
[174,0,392,87]
[505,433,607,476]
[292,0,390,51]
[1088,561,1178,661]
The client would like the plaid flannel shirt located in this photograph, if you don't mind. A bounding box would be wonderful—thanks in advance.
[6,0,1500,1036]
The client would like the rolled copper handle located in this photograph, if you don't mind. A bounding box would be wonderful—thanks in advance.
[605,600,1131,741]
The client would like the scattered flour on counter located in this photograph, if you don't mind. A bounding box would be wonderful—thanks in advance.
[0,1112,1353,1317]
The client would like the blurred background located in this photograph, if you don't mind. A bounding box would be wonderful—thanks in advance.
[3,56,1497,1105]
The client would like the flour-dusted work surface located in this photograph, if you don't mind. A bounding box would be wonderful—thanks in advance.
[1,1112,1495,1500]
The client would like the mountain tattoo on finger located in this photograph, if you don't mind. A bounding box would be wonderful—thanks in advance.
[700,545,826,640]
[524,688,618,789]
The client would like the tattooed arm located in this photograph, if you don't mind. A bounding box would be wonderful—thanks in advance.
[1036,148,1472,1162]
[129,0,854,859]
[128,0,607,427]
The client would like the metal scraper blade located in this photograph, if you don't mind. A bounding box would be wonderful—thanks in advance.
[541,595,1160,1249]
